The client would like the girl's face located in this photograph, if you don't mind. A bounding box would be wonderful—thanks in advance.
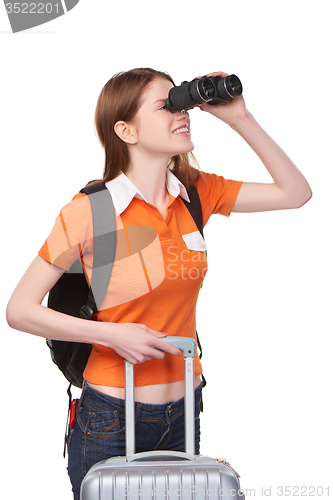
[131,77,194,160]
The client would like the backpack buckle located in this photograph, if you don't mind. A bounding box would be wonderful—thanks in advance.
[80,304,94,320]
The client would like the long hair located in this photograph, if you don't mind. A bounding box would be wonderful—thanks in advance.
[94,68,200,187]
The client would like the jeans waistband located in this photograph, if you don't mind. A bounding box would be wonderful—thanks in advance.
[80,381,203,421]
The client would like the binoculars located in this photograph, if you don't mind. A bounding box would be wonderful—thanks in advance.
[166,74,242,113]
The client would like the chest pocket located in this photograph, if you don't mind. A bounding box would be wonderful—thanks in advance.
[182,230,207,252]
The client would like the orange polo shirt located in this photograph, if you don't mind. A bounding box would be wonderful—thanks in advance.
[39,170,242,387]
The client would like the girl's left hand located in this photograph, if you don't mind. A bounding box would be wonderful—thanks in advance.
[199,71,249,126]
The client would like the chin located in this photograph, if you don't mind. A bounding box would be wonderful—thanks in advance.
[179,141,195,154]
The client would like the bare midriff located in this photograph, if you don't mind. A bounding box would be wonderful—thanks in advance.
[88,376,202,404]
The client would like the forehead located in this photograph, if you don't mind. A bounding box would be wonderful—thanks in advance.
[141,78,174,106]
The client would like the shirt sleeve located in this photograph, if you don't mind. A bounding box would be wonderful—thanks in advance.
[195,171,242,226]
[38,192,93,271]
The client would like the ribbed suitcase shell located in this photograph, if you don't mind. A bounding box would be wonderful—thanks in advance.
[80,338,244,500]
[81,454,244,499]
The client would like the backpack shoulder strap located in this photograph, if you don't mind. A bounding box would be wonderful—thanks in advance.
[180,184,204,238]
[79,181,117,319]
[180,183,207,405]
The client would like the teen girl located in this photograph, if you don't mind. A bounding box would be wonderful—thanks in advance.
[6,68,312,499]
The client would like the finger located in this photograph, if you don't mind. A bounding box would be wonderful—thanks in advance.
[154,338,183,357]
[205,71,229,78]
[127,354,141,365]
[150,348,165,360]
[137,357,151,364]
[199,102,212,112]
[133,353,158,364]
[144,326,167,338]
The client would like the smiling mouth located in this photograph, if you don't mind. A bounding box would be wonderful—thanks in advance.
[172,123,190,134]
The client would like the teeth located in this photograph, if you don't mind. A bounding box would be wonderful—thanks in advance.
[173,126,189,134]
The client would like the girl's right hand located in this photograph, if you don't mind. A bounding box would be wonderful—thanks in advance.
[199,71,249,126]
[100,322,183,365]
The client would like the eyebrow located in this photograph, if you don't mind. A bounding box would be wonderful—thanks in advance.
[154,98,167,105]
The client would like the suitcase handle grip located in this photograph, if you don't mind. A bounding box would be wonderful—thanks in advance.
[162,336,196,357]
[127,450,193,462]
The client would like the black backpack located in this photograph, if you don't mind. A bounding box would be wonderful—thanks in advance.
[46,181,205,389]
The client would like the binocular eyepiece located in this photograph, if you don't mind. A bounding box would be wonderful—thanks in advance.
[166,74,242,113]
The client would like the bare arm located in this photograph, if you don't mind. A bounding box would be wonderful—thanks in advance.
[229,113,312,212]
[200,72,312,212]
[6,256,182,364]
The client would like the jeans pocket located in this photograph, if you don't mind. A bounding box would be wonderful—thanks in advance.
[87,408,125,435]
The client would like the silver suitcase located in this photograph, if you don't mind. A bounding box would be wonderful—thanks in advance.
[80,337,244,500]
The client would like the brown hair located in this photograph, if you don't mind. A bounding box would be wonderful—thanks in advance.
[94,68,200,188]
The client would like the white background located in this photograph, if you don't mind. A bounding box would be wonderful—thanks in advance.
[1,1,332,498]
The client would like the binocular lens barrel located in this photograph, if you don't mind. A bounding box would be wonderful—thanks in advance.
[198,77,216,100]
[165,74,242,113]
[166,77,216,113]
[208,74,242,105]
[229,75,242,95]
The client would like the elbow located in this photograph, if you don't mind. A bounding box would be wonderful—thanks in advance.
[6,301,18,330]
[6,300,25,332]
[290,185,313,209]
[300,188,313,207]
[282,180,312,209]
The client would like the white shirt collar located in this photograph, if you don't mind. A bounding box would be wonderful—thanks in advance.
[105,170,190,215]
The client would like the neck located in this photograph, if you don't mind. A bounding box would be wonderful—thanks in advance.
[125,154,170,207]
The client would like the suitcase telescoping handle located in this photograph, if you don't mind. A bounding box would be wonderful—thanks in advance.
[124,336,196,457]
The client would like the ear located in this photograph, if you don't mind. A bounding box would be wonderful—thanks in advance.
[114,121,138,145]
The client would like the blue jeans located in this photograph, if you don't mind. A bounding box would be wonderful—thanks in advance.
[67,382,202,500]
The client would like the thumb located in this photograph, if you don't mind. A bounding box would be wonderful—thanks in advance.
[147,328,167,338]
[199,102,214,112]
